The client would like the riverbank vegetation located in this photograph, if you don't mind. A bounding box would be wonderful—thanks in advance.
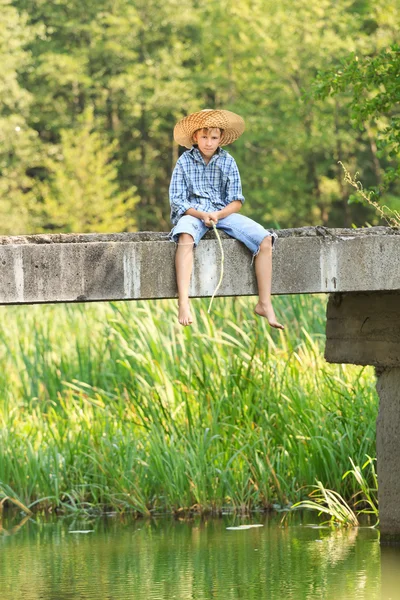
[1,0,397,523]
[0,295,378,515]
[293,456,379,527]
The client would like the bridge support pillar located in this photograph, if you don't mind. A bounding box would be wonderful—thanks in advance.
[325,291,400,545]
[376,368,400,545]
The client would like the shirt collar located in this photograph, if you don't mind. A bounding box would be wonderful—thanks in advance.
[189,145,226,165]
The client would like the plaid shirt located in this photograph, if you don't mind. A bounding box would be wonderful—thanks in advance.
[169,146,245,225]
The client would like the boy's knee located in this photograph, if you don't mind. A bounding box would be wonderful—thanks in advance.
[178,233,195,245]
[260,236,273,251]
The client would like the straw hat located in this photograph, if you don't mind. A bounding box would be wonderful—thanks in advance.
[174,109,245,149]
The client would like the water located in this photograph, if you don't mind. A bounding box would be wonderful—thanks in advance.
[0,512,399,600]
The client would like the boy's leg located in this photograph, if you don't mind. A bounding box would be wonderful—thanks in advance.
[175,233,195,326]
[170,215,208,326]
[253,236,284,329]
[216,214,284,329]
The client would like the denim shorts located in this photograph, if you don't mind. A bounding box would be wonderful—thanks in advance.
[169,213,277,258]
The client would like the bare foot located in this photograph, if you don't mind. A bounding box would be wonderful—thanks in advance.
[178,302,193,326]
[254,302,284,330]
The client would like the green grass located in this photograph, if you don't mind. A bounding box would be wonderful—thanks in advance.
[292,455,379,527]
[0,295,378,514]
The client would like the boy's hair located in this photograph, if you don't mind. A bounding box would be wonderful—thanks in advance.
[192,127,224,140]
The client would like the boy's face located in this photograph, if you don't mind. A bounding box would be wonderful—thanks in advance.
[193,128,222,159]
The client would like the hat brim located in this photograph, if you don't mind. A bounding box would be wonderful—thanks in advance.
[174,109,245,149]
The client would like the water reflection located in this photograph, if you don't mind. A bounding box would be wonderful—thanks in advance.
[0,513,30,536]
[0,512,396,600]
[381,546,400,600]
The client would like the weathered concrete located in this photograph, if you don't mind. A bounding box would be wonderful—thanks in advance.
[0,226,399,304]
[325,291,400,367]
[325,288,400,545]
[376,369,400,545]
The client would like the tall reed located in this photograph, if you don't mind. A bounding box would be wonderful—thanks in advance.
[0,295,378,514]
[292,455,379,527]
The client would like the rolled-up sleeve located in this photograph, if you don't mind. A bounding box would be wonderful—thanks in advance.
[225,160,245,205]
[169,163,191,221]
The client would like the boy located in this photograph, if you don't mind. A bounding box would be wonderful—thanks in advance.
[169,109,283,330]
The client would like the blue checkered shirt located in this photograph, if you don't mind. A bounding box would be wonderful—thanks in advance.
[169,146,245,225]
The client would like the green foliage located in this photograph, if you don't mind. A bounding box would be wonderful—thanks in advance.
[293,482,359,527]
[292,456,379,527]
[339,160,400,226]
[32,110,138,233]
[0,0,399,232]
[0,296,378,513]
[0,0,42,234]
[0,482,32,514]
[312,40,400,212]
[344,456,379,521]
[313,44,400,134]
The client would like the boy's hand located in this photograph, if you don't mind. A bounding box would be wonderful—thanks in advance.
[203,211,220,227]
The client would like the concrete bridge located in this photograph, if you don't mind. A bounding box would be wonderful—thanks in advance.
[1,226,400,543]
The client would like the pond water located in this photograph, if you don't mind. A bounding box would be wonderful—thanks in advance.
[1,512,399,600]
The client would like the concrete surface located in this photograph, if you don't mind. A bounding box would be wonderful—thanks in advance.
[376,368,400,544]
[325,291,400,367]
[325,289,400,543]
[0,226,399,304]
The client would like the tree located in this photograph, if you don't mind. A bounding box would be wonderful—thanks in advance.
[14,0,201,230]
[190,0,399,228]
[33,110,138,233]
[0,0,41,235]
[5,0,400,233]
[312,42,400,217]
